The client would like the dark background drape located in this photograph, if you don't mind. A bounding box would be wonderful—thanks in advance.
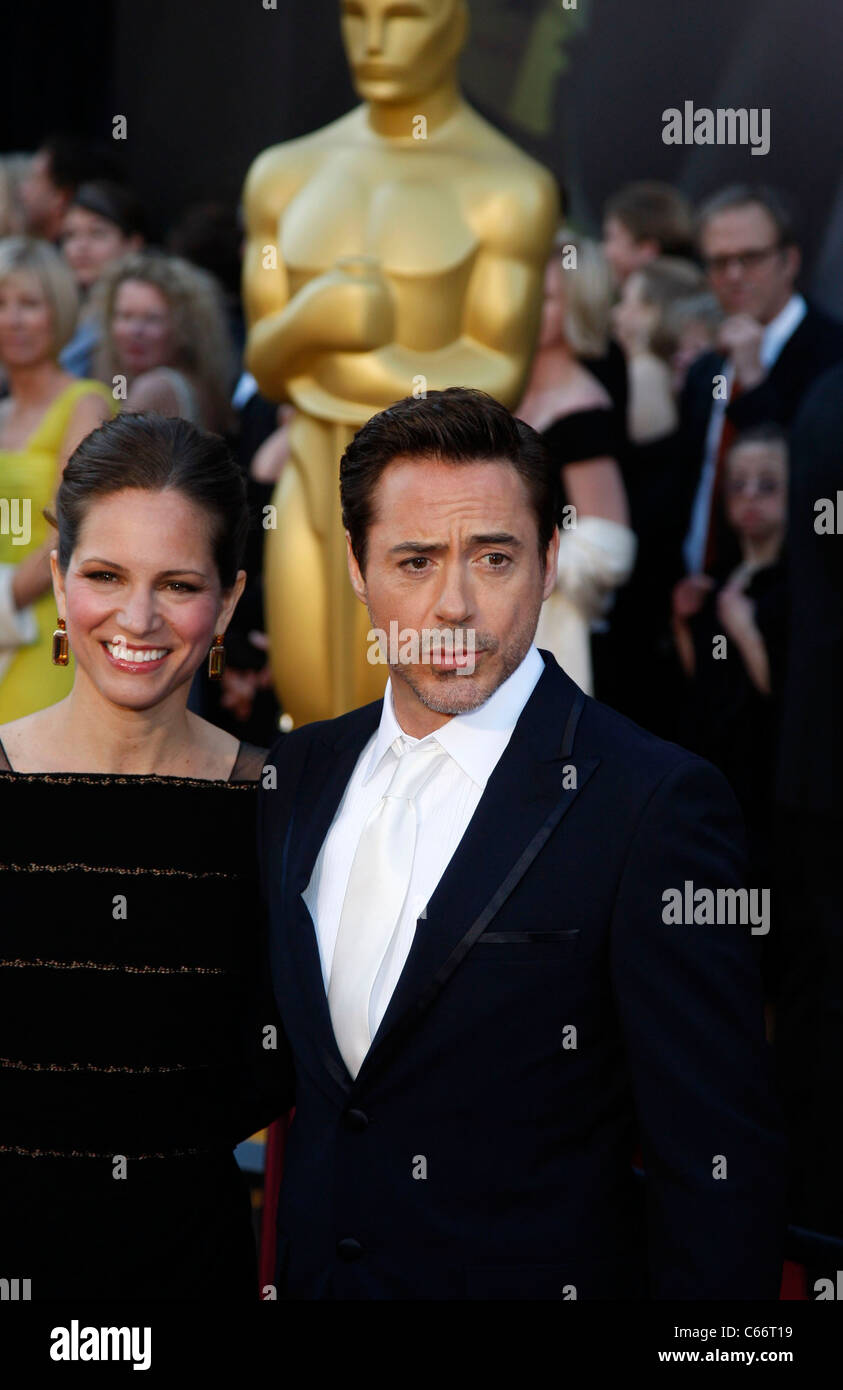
[6,0,842,310]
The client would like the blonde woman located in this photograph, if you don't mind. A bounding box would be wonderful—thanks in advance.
[0,236,114,721]
[517,230,636,694]
[95,249,233,433]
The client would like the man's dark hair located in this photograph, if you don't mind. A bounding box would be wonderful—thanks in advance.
[41,134,122,194]
[340,387,558,574]
[604,182,694,257]
[695,185,800,249]
[167,202,241,297]
[71,180,146,240]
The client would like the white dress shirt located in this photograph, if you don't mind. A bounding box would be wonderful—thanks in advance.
[683,293,807,573]
[302,644,545,1040]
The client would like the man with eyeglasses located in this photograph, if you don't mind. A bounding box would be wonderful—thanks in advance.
[676,184,843,602]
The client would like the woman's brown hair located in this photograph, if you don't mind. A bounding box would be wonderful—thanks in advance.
[47,412,249,589]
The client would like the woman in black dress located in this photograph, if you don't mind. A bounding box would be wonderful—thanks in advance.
[517,231,636,694]
[603,257,712,737]
[0,412,292,1299]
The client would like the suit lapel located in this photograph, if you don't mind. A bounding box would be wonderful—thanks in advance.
[358,655,598,1084]
[281,654,598,1094]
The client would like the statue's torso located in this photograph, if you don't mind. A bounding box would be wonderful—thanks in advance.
[247,110,557,723]
[282,144,491,353]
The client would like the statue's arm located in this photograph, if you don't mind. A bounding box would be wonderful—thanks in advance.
[243,150,395,402]
[243,150,374,397]
[358,170,559,409]
[241,151,300,401]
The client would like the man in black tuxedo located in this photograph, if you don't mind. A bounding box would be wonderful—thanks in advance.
[774,361,843,1251]
[676,185,843,620]
[258,387,785,1300]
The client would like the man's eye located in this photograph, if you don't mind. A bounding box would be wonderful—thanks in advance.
[483,552,511,567]
[400,557,430,571]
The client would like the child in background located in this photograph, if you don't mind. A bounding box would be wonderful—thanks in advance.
[673,424,789,883]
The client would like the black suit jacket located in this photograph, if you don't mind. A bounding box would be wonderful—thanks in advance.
[257,652,786,1299]
[776,361,843,814]
[679,302,843,544]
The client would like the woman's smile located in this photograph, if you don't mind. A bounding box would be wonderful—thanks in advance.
[102,638,173,672]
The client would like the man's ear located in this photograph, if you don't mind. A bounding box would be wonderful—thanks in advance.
[346,531,368,604]
[784,244,802,283]
[542,528,560,600]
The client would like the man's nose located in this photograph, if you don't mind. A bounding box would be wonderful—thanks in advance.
[434,564,473,622]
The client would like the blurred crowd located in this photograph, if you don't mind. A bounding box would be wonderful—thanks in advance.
[1,135,841,1242]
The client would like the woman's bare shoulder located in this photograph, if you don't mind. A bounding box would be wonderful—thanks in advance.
[0,707,62,770]
[186,713,245,781]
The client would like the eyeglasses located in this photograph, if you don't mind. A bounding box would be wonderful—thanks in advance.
[704,244,783,277]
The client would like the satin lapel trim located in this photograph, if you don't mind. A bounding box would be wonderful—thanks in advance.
[355,753,600,1086]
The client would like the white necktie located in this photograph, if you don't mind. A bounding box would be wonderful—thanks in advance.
[328,736,446,1077]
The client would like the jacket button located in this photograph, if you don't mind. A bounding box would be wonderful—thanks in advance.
[337,1237,363,1261]
[344,1108,369,1131]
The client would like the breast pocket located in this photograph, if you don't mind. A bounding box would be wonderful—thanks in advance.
[471,929,581,962]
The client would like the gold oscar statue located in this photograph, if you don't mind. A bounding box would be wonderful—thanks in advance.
[242,0,558,726]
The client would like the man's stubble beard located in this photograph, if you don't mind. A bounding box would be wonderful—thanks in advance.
[384,622,538,717]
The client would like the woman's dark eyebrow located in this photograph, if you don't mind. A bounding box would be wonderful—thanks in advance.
[79,558,207,578]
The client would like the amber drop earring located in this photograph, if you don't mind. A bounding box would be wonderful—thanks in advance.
[208,633,225,680]
[51,617,69,666]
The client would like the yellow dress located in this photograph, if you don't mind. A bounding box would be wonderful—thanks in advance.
[0,379,116,721]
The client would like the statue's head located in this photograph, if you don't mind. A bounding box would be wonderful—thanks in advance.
[340,0,468,104]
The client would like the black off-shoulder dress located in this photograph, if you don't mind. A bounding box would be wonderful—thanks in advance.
[0,739,292,1300]
[541,407,621,521]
